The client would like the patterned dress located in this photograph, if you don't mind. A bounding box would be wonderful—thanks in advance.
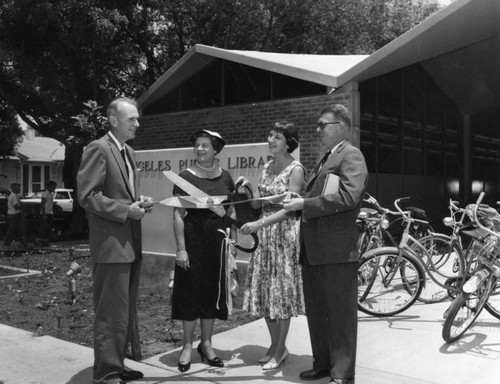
[243,160,305,319]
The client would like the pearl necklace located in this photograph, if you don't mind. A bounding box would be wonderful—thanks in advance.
[196,161,217,172]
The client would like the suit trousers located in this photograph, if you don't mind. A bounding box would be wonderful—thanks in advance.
[302,259,358,379]
[92,258,142,383]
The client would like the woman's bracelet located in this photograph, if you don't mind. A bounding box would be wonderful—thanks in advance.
[260,218,265,228]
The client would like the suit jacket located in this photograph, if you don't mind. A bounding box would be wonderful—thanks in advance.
[77,133,142,264]
[301,140,368,265]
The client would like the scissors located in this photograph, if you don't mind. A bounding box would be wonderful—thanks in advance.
[161,171,258,252]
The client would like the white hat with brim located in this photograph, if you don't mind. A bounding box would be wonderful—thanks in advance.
[189,129,225,152]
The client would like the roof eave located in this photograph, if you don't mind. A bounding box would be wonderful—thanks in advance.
[338,0,500,86]
[138,44,367,111]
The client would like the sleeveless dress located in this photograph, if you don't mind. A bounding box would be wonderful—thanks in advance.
[171,169,235,321]
[243,160,305,319]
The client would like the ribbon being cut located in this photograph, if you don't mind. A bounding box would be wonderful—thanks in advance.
[160,170,298,250]
[159,170,299,314]
[160,170,298,211]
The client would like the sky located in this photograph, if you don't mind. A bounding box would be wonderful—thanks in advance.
[437,0,455,5]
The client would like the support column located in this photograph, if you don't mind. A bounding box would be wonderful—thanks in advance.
[462,114,471,203]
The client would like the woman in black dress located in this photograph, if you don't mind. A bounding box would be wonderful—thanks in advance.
[172,129,236,372]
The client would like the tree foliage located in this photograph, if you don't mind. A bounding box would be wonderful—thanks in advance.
[0,101,23,157]
[0,0,442,234]
[0,0,441,148]
[0,0,442,184]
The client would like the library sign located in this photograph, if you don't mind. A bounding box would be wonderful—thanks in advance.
[136,143,299,256]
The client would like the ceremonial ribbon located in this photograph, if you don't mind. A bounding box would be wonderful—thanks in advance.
[216,228,238,315]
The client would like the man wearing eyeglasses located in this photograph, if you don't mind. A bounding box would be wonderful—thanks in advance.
[283,104,368,384]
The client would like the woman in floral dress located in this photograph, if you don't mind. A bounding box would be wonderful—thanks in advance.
[238,121,305,370]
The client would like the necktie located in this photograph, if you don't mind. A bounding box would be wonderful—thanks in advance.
[121,149,129,178]
[319,150,331,168]
[121,148,135,196]
[314,150,331,175]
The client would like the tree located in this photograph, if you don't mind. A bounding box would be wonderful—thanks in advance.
[0,0,170,234]
[0,0,443,235]
[161,0,440,54]
[0,101,23,157]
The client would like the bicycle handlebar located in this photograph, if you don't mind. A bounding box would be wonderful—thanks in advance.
[472,192,500,239]
[367,194,401,216]
[449,198,462,212]
[393,197,428,224]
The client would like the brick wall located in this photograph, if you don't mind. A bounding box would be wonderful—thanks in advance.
[134,92,355,173]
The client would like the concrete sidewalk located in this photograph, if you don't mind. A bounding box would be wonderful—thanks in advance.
[2,299,500,384]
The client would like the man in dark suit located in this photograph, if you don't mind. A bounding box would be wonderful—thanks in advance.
[283,104,368,384]
[77,97,151,384]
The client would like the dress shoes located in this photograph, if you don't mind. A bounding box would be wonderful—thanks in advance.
[120,369,144,381]
[197,344,224,367]
[178,361,191,372]
[330,378,355,384]
[258,347,272,363]
[299,368,330,380]
[258,354,272,364]
[262,348,288,370]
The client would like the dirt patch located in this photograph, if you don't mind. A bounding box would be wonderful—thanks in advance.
[0,247,257,360]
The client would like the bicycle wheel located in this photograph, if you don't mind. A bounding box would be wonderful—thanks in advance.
[358,249,425,317]
[442,271,494,343]
[485,280,500,319]
[356,229,370,256]
[357,230,382,259]
[413,235,465,303]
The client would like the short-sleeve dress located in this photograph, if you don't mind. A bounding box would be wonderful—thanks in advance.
[243,160,305,319]
[171,169,235,321]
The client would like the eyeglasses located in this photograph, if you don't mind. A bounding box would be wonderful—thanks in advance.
[316,121,341,130]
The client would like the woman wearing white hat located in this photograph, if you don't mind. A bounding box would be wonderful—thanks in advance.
[171,129,236,372]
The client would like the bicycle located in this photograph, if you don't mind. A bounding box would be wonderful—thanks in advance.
[429,198,489,300]
[442,192,500,343]
[358,197,467,316]
[356,194,390,257]
[356,193,433,258]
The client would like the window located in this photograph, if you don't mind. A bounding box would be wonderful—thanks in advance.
[360,62,463,219]
[22,164,52,196]
[143,60,327,115]
[31,166,41,193]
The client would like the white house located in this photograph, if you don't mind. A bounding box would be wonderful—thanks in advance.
[0,128,65,196]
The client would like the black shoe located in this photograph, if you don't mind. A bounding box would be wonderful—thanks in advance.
[178,361,191,372]
[197,344,224,367]
[299,368,330,380]
[330,378,355,384]
[120,369,143,381]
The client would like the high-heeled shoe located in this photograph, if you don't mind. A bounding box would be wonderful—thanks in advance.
[178,361,191,372]
[178,347,192,372]
[197,343,224,367]
[258,347,273,363]
[262,348,289,370]
[259,353,272,364]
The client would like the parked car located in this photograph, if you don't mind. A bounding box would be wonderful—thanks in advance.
[20,188,74,235]
[23,188,74,213]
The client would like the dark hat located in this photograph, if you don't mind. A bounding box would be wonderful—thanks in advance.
[189,129,225,153]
